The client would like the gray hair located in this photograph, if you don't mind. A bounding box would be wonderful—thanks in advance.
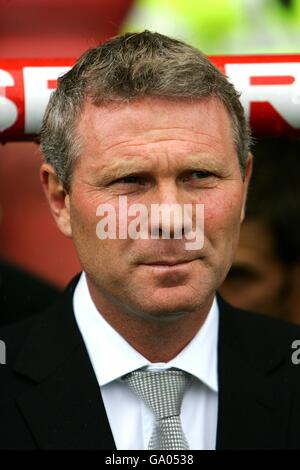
[40,30,251,192]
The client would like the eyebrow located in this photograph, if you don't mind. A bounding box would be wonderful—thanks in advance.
[178,155,227,174]
[96,154,228,184]
[96,159,150,185]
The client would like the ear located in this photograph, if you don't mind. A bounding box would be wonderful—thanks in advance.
[240,152,253,223]
[40,163,72,238]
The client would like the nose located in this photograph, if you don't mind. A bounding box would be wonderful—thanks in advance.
[148,181,185,240]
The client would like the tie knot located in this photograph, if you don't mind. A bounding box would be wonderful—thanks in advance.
[123,368,192,419]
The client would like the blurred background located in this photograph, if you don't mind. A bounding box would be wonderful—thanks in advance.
[1,0,300,323]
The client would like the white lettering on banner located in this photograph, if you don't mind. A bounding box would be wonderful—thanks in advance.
[23,66,71,134]
[0,69,18,132]
[2,60,300,137]
[225,62,300,128]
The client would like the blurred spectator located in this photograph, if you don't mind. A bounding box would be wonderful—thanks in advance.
[0,258,60,326]
[219,138,300,324]
[0,173,61,325]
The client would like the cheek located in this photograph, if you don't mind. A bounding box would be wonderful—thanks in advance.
[70,200,98,240]
[70,195,133,265]
[69,191,109,265]
[70,188,120,236]
[203,188,243,244]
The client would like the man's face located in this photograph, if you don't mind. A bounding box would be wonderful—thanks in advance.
[47,97,251,320]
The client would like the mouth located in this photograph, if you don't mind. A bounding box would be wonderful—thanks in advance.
[147,259,191,265]
[142,259,196,269]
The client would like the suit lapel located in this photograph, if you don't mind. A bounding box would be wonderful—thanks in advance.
[216,296,291,450]
[13,276,116,450]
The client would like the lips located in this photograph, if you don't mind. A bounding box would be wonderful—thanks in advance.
[143,259,194,266]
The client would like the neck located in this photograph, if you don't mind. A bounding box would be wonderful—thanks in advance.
[87,280,213,363]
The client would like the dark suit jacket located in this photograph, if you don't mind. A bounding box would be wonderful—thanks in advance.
[0,274,300,450]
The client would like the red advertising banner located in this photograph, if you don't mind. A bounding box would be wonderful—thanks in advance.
[1,55,300,142]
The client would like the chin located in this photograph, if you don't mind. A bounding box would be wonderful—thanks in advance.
[132,289,205,320]
[131,304,195,322]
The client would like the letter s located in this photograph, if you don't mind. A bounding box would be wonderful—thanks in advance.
[0,69,18,132]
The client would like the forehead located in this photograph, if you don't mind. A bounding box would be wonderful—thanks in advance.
[76,96,236,159]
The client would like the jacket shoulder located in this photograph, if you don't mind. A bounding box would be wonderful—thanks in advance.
[217,295,300,366]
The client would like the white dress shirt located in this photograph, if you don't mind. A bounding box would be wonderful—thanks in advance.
[73,272,219,450]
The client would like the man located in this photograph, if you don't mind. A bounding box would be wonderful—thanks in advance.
[0,31,300,450]
[220,138,300,324]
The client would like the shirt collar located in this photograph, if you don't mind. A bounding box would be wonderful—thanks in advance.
[73,272,218,392]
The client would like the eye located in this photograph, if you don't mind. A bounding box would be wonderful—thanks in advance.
[182,170,216,183]
[192,170,215,178]
[112,175,146,185]
[108,174,151,193]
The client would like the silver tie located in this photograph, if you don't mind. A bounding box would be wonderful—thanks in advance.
[123,368,192,450]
